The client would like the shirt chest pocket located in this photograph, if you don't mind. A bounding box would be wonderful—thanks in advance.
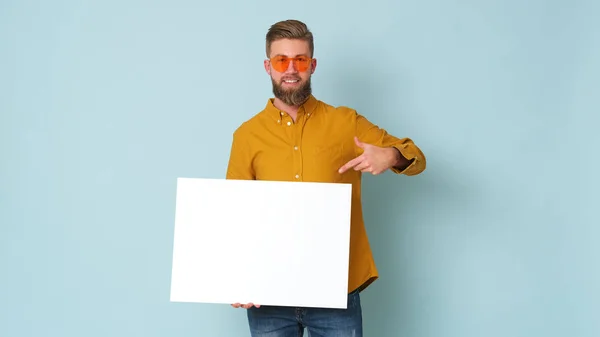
[309,144,349,183]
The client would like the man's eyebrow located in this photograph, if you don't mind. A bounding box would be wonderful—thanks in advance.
[271,53,310,57]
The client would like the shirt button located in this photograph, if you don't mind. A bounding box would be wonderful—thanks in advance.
[277,120,281,123]
[294,146,298,150]
[287,121,291,126]
[295,174,300,179]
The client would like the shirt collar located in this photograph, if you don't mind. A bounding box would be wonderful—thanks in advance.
[264,95,318,121]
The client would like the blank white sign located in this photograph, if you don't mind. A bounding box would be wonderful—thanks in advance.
[169,177,353,309]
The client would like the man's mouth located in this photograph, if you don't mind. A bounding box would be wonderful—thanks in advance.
[282,78,300,84]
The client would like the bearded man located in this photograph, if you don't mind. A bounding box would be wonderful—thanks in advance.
[225,19,426,337]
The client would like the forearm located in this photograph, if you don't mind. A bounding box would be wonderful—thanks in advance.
[354,111,426,175]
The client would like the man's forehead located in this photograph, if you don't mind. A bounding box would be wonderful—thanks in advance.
[270,39,310,54]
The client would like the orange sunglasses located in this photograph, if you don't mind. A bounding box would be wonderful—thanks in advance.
[269,55,313,73]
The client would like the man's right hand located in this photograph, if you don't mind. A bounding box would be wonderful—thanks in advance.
[231,302,260,309]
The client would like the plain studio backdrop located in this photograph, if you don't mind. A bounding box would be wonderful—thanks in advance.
[1,1,598,336]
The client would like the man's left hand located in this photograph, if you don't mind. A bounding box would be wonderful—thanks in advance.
[338,137,403,175]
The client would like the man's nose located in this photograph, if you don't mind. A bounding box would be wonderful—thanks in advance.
[285,59,298,73]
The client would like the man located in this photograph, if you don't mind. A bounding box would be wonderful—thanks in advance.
[226,19,426,337]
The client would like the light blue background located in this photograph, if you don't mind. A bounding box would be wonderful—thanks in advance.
[1,0,599,336]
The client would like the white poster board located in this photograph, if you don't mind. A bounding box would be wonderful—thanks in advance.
[169,178,353,309]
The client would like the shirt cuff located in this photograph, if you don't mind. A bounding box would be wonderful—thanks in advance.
[390,144,419,174]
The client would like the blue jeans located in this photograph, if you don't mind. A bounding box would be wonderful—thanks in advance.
[246,290,362,337]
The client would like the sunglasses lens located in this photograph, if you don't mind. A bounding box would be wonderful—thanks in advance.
[272,56,290,72]
[294,57,310,72]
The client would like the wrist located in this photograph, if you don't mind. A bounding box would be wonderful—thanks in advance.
[390,147,410,169]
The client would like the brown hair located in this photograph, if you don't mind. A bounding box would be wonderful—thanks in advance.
[266,19,314,57]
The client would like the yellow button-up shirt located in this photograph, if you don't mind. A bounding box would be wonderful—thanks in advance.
[226,95,426,293]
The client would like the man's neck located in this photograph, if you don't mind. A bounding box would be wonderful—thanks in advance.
[273,98,301,121]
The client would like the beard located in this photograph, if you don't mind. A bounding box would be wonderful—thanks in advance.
[271,76,312,107]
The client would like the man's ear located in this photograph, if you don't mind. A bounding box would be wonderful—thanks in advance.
[264,59,271,75]
[311,58,317,74]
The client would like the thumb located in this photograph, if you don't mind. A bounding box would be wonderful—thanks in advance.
[354,136,365,148]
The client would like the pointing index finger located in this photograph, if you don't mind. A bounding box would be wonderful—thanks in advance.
[338,156,363,174]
